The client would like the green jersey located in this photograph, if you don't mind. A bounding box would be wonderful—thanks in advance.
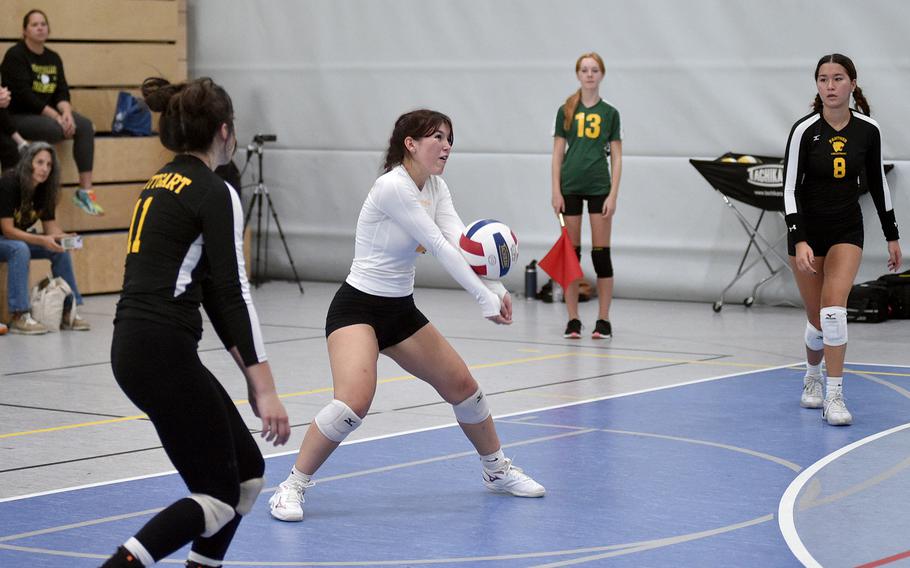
[554,99,622,196]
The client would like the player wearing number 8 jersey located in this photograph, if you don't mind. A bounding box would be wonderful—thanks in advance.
[783,54,901,427]
[551,52,622,339]
[102,77,290,567]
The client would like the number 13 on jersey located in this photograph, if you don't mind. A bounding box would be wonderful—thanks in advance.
[574,112,601,139]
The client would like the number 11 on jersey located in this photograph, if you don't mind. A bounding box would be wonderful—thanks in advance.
[127,196,154,253]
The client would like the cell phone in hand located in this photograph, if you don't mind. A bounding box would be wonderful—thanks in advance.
[60,235,83,250]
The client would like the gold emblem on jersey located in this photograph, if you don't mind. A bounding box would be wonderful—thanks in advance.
[829,136,847,155]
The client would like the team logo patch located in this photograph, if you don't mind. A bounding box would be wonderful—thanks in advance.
[829,136,847,154]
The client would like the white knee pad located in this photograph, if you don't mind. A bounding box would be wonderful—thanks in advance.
[189,493,236,537]
[820,306,848,347]
[453,388,491,424]
[235,477,263,516]
[804,322,824,351]
[314,399,362,443]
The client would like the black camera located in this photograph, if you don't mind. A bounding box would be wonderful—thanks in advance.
[253,133,277,144]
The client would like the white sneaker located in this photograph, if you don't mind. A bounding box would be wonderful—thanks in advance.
[823,392,853,426]
[800,374,824,408]
[268,478,313,521]
[482,458,545,497]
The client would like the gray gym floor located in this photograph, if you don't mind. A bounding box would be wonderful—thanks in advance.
[2,282,909,566]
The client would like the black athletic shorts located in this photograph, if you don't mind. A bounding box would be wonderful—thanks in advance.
[787,213,864,257]
[325,281,430,350]
[563,193,608,216]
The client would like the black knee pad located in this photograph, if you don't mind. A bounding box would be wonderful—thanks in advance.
[574,245,581,261]
[591,247,613,278]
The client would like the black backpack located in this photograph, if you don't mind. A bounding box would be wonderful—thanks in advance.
[846,281,890,323]
[877,270,910,319]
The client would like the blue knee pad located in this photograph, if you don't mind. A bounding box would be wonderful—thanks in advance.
[591,247,613,278]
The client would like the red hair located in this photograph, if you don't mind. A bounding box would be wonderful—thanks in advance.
[562,52,606,131]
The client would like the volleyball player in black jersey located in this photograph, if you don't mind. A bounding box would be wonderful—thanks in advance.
[784,54,902,426]
[101,78,290,567]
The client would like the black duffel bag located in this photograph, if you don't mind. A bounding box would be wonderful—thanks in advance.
[877,269,910,319]
[846,281,890,322]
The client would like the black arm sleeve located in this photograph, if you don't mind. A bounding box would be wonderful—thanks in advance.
[198,182,266,366]
[865,125,899,242]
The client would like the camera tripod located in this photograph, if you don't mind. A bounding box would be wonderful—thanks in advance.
[242,135,304,293]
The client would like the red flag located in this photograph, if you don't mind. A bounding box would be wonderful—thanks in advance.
[538,226,583,291]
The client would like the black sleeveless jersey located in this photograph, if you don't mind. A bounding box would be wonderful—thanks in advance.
[783,110,899,244]
[115,154,266,366]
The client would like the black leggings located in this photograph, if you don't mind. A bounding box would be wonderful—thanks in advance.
[111,319,264,506]
[9,111,94,173]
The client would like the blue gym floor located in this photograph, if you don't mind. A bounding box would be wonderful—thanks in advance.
[2,363,909,567]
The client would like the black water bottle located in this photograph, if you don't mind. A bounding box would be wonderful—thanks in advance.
[524,260,538,300]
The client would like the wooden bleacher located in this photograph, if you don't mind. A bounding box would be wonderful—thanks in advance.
[0,0,186,323]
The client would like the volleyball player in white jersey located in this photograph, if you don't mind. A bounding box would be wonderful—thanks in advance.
[269,109,545,522]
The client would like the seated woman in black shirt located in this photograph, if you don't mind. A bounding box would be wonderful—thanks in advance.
[0,141,89,334]
[0,9,100,214]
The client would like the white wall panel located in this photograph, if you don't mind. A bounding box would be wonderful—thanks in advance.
[188,0,910,304]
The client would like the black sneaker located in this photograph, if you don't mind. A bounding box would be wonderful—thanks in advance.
[592,319,612,339]
[563,319,582,338]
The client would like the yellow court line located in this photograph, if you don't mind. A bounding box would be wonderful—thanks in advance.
[0,351,783,440]
[574,352,769,368]
[0,415,147,438]
[0,353,578,440]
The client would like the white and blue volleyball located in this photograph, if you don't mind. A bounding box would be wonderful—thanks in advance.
[459,219,519,280]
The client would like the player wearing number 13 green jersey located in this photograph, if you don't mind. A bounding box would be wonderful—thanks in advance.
[553,98,621,196]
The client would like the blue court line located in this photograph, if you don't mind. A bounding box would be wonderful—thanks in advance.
[2,363,909,567]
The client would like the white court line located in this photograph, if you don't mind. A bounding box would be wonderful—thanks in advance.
[3,360,905,563]
[1,361,801,504]
[777,421,910,568]
[14,359,904,506]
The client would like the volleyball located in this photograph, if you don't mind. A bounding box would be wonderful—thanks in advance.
[459,219,519,280]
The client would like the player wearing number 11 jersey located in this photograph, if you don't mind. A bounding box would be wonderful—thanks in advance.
[103,77,290,568]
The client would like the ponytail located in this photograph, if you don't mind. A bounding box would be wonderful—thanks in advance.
[562,90,581,132]
[141,76,234,153]
[852,85,871,116]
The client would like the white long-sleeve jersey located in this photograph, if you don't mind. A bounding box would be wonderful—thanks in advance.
[346,166,506,317]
